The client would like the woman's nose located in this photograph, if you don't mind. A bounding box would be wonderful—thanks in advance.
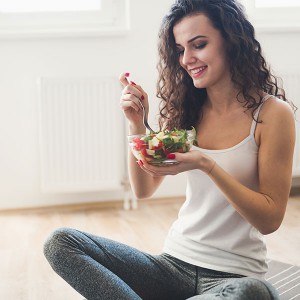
[182,49,196,65]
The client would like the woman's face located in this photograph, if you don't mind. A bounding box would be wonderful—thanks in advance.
[173,13,231,90]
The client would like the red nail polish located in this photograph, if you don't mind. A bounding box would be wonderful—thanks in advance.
[139,160,144,166]
[141,95,145,100]
[167,153,175,159]
[125,72,130,77]
[130,81,136,85]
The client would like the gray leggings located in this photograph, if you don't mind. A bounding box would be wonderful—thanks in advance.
[43,227,279,300]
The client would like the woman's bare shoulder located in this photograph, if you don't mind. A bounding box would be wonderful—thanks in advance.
[254,96,295,147]
[259,96,295,123]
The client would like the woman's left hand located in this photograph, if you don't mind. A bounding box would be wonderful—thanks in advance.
[137,150,214,176]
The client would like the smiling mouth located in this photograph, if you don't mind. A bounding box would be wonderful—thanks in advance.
[190,66,208,75]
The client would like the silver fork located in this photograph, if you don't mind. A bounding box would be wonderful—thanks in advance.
[126,77,155,133]
[136,97,155,133]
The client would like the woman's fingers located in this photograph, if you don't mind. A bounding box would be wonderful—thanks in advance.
[119,72,130,87]
[119,72,147,101]
[120,94,141,112]
[136,85,147,100]
[137,160,179,176]
[119,72,149,124]
[123,84,145,101]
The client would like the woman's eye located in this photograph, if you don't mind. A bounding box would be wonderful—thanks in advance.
[195,42,207,49]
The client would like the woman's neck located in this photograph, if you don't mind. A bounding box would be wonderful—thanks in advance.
[205,86,244,115]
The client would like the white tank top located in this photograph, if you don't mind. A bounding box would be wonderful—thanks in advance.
[163,95,273,279]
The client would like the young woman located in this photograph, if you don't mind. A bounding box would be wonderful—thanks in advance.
[44,0,296,299]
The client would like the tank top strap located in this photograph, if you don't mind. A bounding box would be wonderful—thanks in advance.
[250,94,273,136]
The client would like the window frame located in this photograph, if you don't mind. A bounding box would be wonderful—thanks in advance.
[241,0,300,32]
[0,0,130,38]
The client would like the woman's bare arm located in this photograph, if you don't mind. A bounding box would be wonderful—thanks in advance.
[119,73,165,199]
[208,99,295,234]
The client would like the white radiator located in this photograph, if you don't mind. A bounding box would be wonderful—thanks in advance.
[281,73,300,177]
[38,77,125,193]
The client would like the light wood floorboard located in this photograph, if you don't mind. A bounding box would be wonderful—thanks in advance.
[0,195,299,300]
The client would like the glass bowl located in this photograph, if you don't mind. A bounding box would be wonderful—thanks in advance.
[128,128,196,166]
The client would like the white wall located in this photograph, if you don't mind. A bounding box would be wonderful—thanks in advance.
[0,0,299,210]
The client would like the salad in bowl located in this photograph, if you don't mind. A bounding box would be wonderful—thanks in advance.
[128,128,196,165]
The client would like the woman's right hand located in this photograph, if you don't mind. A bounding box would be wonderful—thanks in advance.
[119,72,149,134]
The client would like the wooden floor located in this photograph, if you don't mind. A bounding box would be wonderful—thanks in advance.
[0,194,299,300]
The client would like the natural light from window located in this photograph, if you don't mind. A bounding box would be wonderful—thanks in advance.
[0,0,101,13]
[255,0,300,7]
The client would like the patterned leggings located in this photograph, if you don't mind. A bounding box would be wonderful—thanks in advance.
[43,227,279,300]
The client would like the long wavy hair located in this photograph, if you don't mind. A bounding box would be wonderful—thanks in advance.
[157,0,295,130]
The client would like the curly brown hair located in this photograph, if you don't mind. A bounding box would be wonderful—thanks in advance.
[157,0,295,130]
